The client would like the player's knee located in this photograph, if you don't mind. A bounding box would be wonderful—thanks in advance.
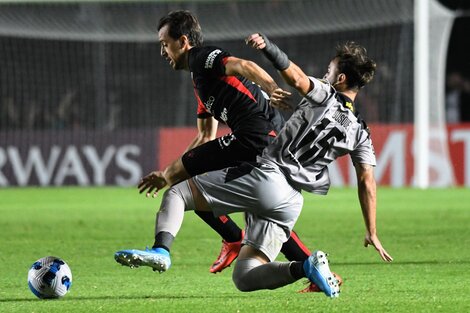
[161,187,174,201]
[232,258,262,292]
[161,181,195,211]
[232,269,252,292]
[160,187,180,211]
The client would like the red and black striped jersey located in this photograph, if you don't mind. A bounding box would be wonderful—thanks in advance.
[188,46,284,136]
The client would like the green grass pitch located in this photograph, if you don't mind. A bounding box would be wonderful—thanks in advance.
[1,187,469,313]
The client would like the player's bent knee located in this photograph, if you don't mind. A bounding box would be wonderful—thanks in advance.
[232,258,263,292]
[161,181,195,212]
[232,270,252,292]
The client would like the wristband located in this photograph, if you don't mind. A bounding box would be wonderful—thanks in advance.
[259,33,290,71]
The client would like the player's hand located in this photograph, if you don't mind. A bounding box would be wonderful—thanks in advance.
[245,33,266,50]
[270,88,293,111]
[138,171,168,198]
[364,233,393,262]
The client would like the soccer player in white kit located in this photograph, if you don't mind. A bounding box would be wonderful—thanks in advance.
[124,33,393,297]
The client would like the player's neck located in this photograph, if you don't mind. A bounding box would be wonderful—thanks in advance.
[182,47,194,71]
[340,90,357,101]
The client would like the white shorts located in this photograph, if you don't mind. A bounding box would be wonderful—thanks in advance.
[192,162,304,261]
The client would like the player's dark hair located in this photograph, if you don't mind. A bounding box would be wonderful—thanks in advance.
[335,42,376,90]
[157,10,203,47]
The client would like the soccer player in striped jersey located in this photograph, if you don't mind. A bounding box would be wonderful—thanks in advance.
[115,10,318,290]
[120,33,393,297]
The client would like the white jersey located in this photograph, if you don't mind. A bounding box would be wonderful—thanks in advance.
[258,77,376,195]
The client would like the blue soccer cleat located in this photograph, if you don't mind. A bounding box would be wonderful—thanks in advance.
[114,247,171,273]
[303,250,340,298]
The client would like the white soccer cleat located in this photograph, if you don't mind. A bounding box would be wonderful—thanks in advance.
[114,247,171,273]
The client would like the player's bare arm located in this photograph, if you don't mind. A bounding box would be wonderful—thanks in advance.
[224,56,277,94]
[246,33,312,96]
[354,162,393,262]
[138,116,217,197]
[138,157,191,197]
[224,56,292,111]
[185,116,218,152]
[279,63,312,96]
[138,170,167,196]
[161,117,217,186]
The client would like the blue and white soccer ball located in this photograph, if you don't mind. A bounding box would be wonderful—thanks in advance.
[27,256,72,299]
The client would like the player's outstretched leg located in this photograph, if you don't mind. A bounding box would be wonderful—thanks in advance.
[303,250,340,298]
[114,247,171,273]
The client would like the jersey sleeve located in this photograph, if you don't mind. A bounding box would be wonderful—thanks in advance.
[304,77,333,105]
[350,131,377,166]
[189,47,232,77]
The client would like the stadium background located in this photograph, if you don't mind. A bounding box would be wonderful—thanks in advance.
[0,0,469,187]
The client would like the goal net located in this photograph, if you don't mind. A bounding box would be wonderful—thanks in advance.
[0,0,457,187]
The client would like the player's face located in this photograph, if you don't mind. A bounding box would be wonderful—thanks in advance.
[323,58,347,91]
[158,24,187,70]
[323,58,340,85]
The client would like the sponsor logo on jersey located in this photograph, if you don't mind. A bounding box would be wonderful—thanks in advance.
[205,49,222,69]
[218,133,236,149]
[332,110,352,129]
[220,107,228,122]
[345,101,354,112]
[204,96,215,112]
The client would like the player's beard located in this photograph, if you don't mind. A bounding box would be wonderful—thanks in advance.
[331,73,342,87]
[330,75,343,89]
[330,78,339,88]
[324,74,337,87]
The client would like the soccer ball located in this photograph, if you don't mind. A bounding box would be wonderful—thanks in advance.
[27,256,73,299]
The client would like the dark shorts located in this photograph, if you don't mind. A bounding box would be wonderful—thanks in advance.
[181,132,275,177]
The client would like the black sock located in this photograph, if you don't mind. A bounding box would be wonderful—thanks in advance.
[152,231,175,252]
[289,261,305,280]
[281,230,311,261]
[194,211,242,243]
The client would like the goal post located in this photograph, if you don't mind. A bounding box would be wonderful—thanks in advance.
[414,0,457,187]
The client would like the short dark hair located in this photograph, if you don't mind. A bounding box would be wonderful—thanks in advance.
[157,10,203,47]
[335,42,376,90]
